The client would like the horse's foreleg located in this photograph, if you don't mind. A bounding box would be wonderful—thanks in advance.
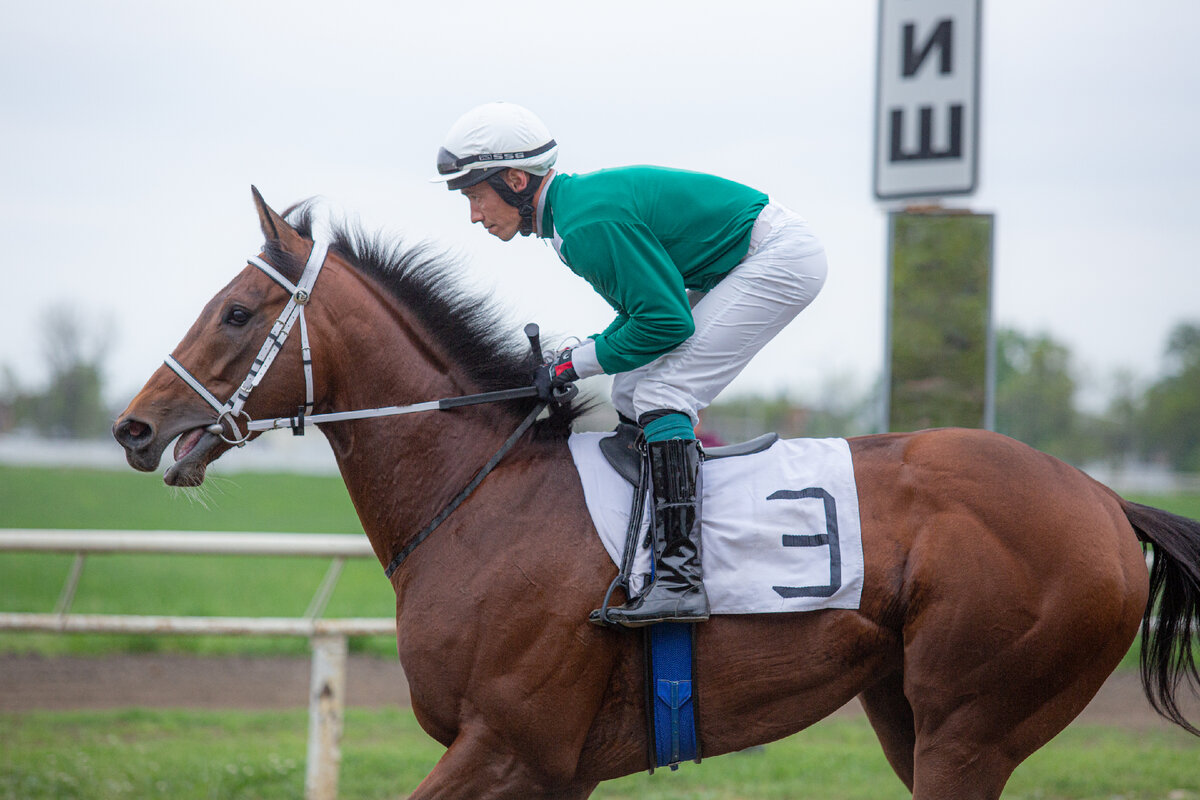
[408,725,597,800]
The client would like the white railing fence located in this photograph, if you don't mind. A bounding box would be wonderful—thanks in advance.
[0,529,396,800]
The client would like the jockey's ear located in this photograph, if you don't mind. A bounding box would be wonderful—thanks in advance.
[504,169,530,193]
[251,185,307,254]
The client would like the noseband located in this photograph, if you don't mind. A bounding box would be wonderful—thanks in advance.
[165,240,330,446]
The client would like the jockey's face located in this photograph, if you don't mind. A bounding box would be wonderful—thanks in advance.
[460,169,529,242]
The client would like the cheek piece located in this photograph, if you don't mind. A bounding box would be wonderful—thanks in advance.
[485,172,545,236]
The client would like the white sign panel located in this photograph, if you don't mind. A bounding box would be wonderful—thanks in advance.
[874,0,981,200]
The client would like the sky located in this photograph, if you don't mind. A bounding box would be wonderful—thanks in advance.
[1,1,1197,418]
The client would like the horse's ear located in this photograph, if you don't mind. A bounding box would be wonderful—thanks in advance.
[250,186,305,252]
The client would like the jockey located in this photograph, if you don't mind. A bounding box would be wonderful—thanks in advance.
[434,102,827,628]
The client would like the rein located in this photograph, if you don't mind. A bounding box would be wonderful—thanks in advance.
[163,240,560,577]
[383,397,545,578]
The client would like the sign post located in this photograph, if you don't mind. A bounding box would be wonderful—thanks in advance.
[874,0,993,433]
[882,209,995,432]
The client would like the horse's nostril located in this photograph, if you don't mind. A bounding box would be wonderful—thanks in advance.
[114,417,153,448]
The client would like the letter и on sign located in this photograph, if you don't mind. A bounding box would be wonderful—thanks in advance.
[873,0,981,201]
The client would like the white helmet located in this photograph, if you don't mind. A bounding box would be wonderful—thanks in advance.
[434,102,558,191]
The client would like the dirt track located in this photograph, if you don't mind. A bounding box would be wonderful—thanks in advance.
[3,654,1197,733]
[1,654,410,712]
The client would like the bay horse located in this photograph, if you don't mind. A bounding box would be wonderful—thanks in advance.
[113,189,1200,799]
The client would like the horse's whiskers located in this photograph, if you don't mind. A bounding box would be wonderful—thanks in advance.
[204,474,239,494]
[169,481,218,510]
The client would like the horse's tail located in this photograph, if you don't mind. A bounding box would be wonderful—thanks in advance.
[1122,500,1200,736]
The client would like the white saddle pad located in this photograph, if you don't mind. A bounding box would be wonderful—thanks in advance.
[568,432,865,614]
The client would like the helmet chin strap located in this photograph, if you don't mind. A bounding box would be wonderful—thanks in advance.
[486,171,545,236]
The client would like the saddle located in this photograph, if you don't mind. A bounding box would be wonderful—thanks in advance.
[599,423,779,486]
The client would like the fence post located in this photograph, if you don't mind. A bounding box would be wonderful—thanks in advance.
[305,633,348,800]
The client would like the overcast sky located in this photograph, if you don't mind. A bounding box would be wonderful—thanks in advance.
[2,1,1196,417]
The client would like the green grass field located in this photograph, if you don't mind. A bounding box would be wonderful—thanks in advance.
[3,466,1200,798]
[0,465,397,656]
[3,465,1197,658]
[1,465,1198,658]
[2,709,1198,800]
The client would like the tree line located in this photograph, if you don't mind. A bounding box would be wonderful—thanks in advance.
[995,323,1200,472]
[704,322,1200,473]
[0,306,112,440]
[2,305,1198,473]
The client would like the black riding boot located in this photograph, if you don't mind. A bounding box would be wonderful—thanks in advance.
[601,438,710,628]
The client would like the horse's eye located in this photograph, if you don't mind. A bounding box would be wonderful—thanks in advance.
[225,306,252,326]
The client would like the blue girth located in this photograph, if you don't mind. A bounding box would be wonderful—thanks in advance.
[646,622,699,770]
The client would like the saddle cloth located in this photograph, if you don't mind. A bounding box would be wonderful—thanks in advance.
[567,432,865,614]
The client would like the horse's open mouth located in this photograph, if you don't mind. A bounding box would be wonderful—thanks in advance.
[164,427,223,487]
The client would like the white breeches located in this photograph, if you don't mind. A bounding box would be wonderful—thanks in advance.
[610,201,827,426]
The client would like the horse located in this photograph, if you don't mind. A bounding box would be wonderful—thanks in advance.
[113,189,1200,799]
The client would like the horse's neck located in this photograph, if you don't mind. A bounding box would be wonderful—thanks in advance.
[311,267,536,574]
[326,413,512,570]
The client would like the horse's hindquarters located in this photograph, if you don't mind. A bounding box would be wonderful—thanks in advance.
[848,429,1149,796]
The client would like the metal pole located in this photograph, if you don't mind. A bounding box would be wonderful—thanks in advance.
[983,214,998,431]
[305,557,346,620]
[54,552,87,615]
[305,634,347,800]
[880,209,895,433]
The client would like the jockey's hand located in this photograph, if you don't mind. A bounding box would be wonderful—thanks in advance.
[533,349,580,403]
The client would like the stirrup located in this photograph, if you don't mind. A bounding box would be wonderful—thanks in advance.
[598,600,710,629]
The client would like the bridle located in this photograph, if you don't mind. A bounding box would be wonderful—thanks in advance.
[165,239,560,443]
[165,240,330,446]
[161,239,569,577]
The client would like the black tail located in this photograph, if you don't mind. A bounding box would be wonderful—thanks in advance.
[1123,500,1200,736]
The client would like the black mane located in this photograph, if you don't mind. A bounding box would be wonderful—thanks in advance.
[264,200,586,438]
